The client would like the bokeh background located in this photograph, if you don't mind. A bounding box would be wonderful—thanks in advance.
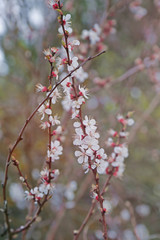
[0,0,160,239]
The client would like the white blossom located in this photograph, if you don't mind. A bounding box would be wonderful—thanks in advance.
[25,191,34,200]
[79,86,89,99]
[47,87,61,104]
[82,136,99,151]
[62,94,72,111]
[96,159,109,174]
[39,183,54,195]
[75,148,89,164]
[49,115,60,126]
[40,121,50,130]
[74,67,88,83]
[81,24,101,45]
[38,104,52,120]
[48,140,63,162]
[58,14,73,34]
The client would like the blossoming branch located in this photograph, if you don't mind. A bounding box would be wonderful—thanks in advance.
[1,1,136,240]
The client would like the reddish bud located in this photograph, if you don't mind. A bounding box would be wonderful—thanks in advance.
[81,135,85,140]
[52,71,57,77]
[70,94,74,99]
[119,118,126,125]
[106,167,110,174]
[66,82,71,87]
[42,86,48,92]
[97,155,102,159]
[53,3,59,9]
[111,142,116,147]
[113,167,119,176]
[52,130,56,135]
[62,58,67,64]
[113,131,118,137]
[36,197,41,201]
[103,208,106,213]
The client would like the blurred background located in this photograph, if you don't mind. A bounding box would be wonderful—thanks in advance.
[0,0,160,239]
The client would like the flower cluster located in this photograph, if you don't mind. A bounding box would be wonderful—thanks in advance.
[129,0,147,20]
[103,20,116,36]
[106,113,134,177]
[74,116,108,174]
[25,168,59,202]
[58,14,72,34]
[48,140,63,162]
[135,46,160,92]
[81,23,101,45]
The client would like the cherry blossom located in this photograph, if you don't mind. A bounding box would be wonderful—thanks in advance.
[82,136,99,151]
[25,191,34,200]
[81,24,101,45]
[30,187,44,201]
[79,86,89,99]
[49,115,60,126]
[39,182,54,195]
[48,140,63,162]
[58,14,73,34]
[47,87,61,104]
[103,200,112,213]
[117,114,134,126]
[74,67,88,83]
[95,148,107,161]
[62,95,72,111]
[48,0,58,9]
[43,48,52,59]
[52,125,63,135]
[129,1,147,20]
[96,160,109,174]
[72,96,85,109]
[38,104,52,120]
[108,129,118,137]
[35,83,48,92]
[75,148,89,164]
[67,56,79,72]
[40,121,50,130]
[68,39,80,52]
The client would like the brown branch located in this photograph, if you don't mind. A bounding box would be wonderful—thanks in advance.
[109,58,156,87]
[45,172,93,240]
[47,62,54,179]
[73,172,113,240]
[125,201,141,240]
[12,158,31,191]
[92,170,108,240]
[73,199,96,240]
[12,196,48,235]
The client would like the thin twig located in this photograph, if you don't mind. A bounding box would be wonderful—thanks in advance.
[12,197,48,235]
[125,201,141,240]
[73,172,113,240]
